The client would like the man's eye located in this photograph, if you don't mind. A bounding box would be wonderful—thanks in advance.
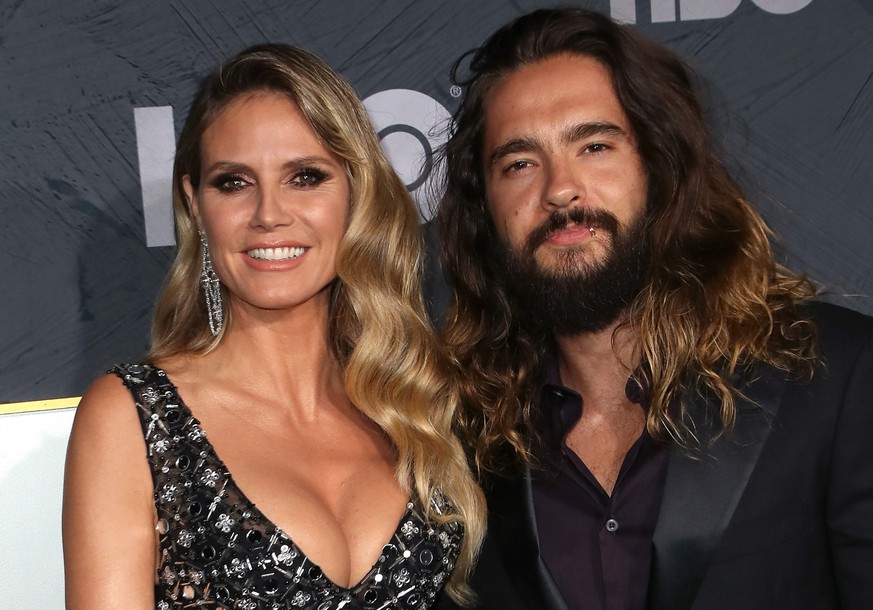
[293,167,329,187]
[505,160,533,173]
[584,142,609,154]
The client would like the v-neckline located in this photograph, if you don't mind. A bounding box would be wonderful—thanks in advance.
[153,364,416,593]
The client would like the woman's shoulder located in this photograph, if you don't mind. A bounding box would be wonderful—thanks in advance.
[79,366,141,412]
[70,359,190,464]
[71,367,151,452]
[64,367,158,607]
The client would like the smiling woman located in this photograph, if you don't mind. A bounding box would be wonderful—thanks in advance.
[186,92,350,316]
[62,44,484,610]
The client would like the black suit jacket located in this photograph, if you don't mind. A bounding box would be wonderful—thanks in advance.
[437,302,873,610]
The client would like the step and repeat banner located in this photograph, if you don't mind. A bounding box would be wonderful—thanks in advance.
[1,0,871,606]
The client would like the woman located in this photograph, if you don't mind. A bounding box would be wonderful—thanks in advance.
[63,44,484,609]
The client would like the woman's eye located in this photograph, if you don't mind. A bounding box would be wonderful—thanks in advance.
[210,174,249,193]
[292,167,329,187]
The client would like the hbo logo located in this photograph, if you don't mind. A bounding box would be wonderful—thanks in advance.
[611,0,814,22]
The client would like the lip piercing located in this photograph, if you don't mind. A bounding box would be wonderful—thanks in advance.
[588,227,596,237]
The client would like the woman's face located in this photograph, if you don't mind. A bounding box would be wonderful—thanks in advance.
[185,91,350,316]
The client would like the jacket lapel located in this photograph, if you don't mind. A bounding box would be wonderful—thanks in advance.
[487,468,569,610]
[648,368,787,610]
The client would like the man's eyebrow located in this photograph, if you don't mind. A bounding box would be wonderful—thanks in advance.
[488,136,541,166]
[562,121,627,145]
[488,122,629,166]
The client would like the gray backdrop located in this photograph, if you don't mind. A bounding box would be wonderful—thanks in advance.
[2,0,872,403]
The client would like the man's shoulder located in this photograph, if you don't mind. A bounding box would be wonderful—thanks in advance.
[792,301,873,390]
[803,300,873,352]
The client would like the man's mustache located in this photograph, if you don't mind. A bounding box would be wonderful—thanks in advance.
[525,207,620,253]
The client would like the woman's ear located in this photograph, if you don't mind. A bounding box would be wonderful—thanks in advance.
[182,175,200,225]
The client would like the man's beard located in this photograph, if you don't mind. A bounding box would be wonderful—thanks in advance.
[495,206,650,337]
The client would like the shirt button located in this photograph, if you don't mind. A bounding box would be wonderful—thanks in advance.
[605,518,619,533]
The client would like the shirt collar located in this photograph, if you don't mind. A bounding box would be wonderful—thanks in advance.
[542,353,649,406]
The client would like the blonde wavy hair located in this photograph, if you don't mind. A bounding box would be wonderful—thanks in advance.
[437,9,819,472]
[147,44,483,602]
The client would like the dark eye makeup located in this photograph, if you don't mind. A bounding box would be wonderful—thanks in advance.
[292,167,329,187]
[209,173,249,193]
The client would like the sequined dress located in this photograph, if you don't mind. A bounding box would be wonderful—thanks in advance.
[113,363,463,610]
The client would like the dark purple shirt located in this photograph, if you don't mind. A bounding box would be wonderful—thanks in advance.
[531,365,669,610]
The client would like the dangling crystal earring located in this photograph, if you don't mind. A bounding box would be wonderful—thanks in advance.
[199,230,223,336]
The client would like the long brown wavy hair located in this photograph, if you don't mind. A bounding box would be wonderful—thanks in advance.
[147,44,483,601]
[437,8,819,473]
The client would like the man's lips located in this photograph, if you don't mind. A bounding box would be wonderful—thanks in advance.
[543,223,595,247]
[525,208,618,253]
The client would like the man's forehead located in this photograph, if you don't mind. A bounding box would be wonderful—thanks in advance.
[485,53,614,103]
[481,54,631,149]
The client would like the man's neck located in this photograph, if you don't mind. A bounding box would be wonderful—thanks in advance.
[554,318,639,412]
[553,316,646,495]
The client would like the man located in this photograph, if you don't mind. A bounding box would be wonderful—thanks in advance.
[434,8,873,610]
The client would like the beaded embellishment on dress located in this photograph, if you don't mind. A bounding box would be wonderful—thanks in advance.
[114,363,463,610]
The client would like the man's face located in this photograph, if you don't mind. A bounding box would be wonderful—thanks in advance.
[481,53,650,335]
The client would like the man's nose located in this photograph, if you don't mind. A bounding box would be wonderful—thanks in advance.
[543,158,583,209]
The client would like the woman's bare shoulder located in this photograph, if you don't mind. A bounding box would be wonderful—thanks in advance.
[63,370,157,608]
[73,370,142,434]
[65,369,154,491]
